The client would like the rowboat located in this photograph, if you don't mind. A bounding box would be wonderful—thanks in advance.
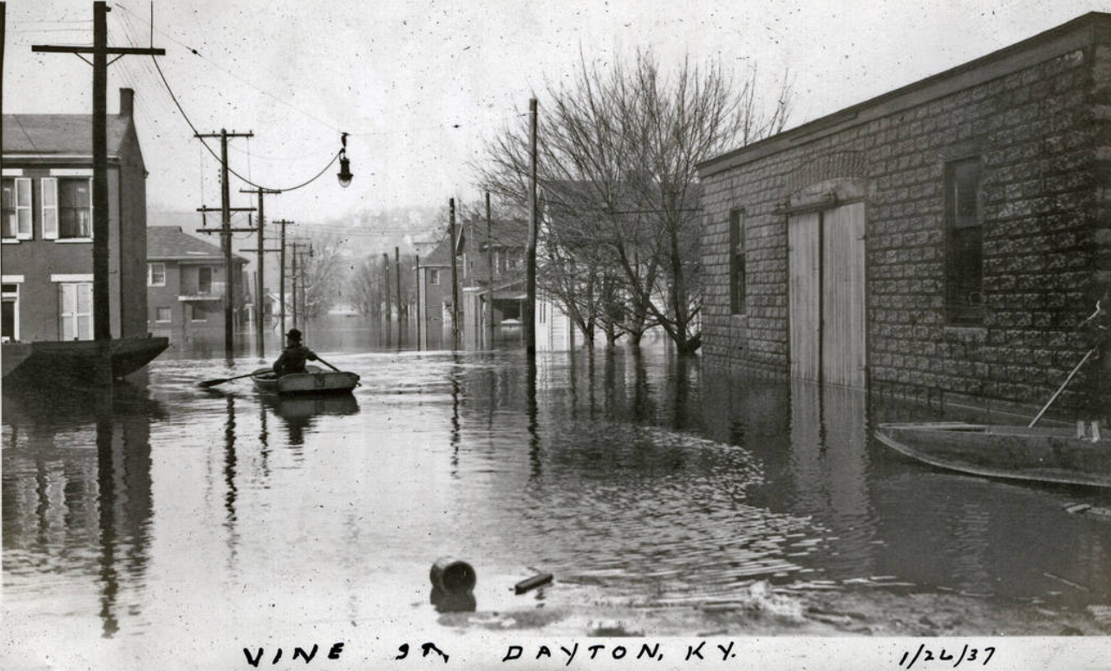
[875,422,1111,488]
[250,365,360,396]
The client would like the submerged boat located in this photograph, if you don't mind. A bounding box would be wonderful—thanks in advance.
[250,365,360,396]
[875,422,1111,488]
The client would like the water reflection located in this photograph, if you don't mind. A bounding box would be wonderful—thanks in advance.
[3,382,160,639]
[262,393,359,446]
[429,587,477,613]
[4,345,1111,652]
[224,395,239,563]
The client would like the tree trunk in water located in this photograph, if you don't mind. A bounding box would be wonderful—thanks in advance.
[674,331,702,356]
[605,325,618,347]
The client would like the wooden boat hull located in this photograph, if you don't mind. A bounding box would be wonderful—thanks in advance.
[875,422,1111,488]
[251,365,359,396]
[2,337,170,382]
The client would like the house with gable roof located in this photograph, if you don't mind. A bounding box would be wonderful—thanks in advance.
[146,226,249,342]
[2,88,149,345]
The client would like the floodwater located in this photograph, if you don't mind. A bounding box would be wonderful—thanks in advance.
[3,327,1111,668]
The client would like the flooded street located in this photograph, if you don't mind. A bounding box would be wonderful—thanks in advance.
[4,332,1111,668]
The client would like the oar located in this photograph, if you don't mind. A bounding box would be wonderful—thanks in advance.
[198,371,258,389]
[1029,347,1097,428]
[315,356,342,373]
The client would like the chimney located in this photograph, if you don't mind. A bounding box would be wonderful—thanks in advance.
[120,88,134,117]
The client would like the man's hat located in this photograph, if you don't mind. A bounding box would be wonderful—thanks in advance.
[286,328,303,340]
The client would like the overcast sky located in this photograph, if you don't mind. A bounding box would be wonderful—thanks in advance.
[5,0,1108,226]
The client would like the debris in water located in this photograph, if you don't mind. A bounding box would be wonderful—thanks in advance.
[1043,571,1090,592]
[515,572,554,594]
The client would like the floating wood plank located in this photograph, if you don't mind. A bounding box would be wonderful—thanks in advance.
[514,572,553,594]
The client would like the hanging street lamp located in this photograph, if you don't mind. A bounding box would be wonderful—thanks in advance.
[337,132,353,188]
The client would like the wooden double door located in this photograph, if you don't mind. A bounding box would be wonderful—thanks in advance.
[788,202,867,389]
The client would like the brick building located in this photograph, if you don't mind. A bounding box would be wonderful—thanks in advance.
[2,89,148,343]
[698,14,1111,413]
[146,226,248,343]
[417,235,454,350]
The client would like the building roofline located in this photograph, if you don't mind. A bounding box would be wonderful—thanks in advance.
[697,11,1111,178]
[146,255,248,263]
[3,154,124,162]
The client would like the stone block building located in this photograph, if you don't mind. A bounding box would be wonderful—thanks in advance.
[698,13,1111,413]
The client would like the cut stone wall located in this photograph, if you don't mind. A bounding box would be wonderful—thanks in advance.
[701,32,1111,413]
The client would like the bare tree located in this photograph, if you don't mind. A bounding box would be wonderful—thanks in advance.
[299,233,347,319]
[349,255,383,318]
[475,51,791,354]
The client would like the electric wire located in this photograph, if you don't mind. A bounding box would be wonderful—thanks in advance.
[149,53,342,192]
[112,2,470,141]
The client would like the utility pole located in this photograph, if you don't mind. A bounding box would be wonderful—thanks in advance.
[195,129,254,357]
[290,243,300,330]
[414,254,421,351]
[486,191,494,349]
[382,253,391,325]
[271,219,295,336]
[525,98,538,357]
[285,241,311,334]
[241,187,281,356]
[395,246,402,325]
[242,239,282,349]
[32,2,164,384]
[449,198,460,349]
[298,244,312,338]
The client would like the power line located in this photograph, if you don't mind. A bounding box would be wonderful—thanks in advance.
[111,2,470,141]
[148,53,341,192]
[114,2,346,134]
[106,4,343,192]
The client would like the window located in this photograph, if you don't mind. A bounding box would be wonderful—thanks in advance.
[2,178,32,240]
[58,178,92,239]
[945,158,984,326]
[155,307,172,322]
[198,267,213,295]
[730,209,746,315]
[59,282,93,341]
[148,262,166,287]
[1,283,19,342]
[429,268,440,285]
[190,303,210,322]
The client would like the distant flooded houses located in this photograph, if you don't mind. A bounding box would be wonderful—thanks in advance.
[416,214,579,350]
[146,226,249,343]
[698,13,1111,413]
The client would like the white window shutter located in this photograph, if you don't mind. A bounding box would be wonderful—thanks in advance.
[88,178,95,239]
[41,178,58,240]
[15,178,32,240]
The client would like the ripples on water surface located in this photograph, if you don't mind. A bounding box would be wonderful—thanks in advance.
[4,344,1111,662]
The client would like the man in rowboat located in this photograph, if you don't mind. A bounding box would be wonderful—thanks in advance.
[272,328,319,377]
